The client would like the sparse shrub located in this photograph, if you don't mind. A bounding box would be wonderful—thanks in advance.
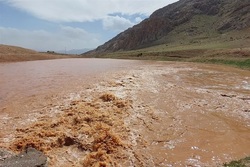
[223,157,250,167]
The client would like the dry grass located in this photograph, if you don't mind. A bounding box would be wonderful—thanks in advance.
[0,44,71,62]
[96,46,250,69]
[92,28,250,69]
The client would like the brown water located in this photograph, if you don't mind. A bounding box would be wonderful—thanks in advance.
[0,58,140,116]
[0,59,250,166]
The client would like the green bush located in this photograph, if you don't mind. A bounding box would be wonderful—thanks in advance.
[223,157,250,167]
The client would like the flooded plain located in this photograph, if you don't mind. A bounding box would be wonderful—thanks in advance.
[0,59,250,166]
[0,59,139,117]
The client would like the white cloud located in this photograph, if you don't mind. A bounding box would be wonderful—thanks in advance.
[0,26,101,51]
[135,17,143,23]
[0,0,179,50]
[2,0,178,22]
[103,16,134,32]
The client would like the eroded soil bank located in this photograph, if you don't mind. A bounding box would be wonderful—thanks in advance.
[0,59,250,166]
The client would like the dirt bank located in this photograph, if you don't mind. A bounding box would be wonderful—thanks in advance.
[0,44,71,62]
[0,61,249,166]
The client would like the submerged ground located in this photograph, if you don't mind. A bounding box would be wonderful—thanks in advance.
[0,59,249,166]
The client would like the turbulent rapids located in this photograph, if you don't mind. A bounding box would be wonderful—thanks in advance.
[0,59,250,166]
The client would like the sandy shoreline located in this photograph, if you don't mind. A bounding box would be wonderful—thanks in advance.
[0,60,250,166]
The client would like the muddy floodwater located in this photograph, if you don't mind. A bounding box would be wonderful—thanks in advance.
[0,59,250,166]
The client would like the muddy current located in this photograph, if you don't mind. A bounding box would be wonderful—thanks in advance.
[0,59,249,166]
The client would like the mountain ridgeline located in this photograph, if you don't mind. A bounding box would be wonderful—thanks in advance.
[85,0,250,54]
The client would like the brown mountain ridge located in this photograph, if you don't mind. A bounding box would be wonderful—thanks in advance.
[85,0,250,54]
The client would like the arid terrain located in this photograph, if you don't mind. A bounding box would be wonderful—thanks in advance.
[0,44,71,62]
[0,59,249,166]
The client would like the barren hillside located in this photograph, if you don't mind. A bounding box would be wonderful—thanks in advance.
[86,0,250,54]
[0,45,70,62]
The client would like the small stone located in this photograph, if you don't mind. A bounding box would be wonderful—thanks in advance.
[0,147,47,167]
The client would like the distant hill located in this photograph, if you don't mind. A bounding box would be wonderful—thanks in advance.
[0,45,70,62]
[56,48,92,55]
[86,0,250,54]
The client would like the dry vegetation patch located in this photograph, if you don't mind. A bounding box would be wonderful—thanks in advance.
[0,44,70,62]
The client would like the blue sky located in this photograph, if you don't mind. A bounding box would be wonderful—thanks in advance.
[0,0,178,51]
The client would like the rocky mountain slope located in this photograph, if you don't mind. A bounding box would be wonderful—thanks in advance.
[86,0,250,54]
